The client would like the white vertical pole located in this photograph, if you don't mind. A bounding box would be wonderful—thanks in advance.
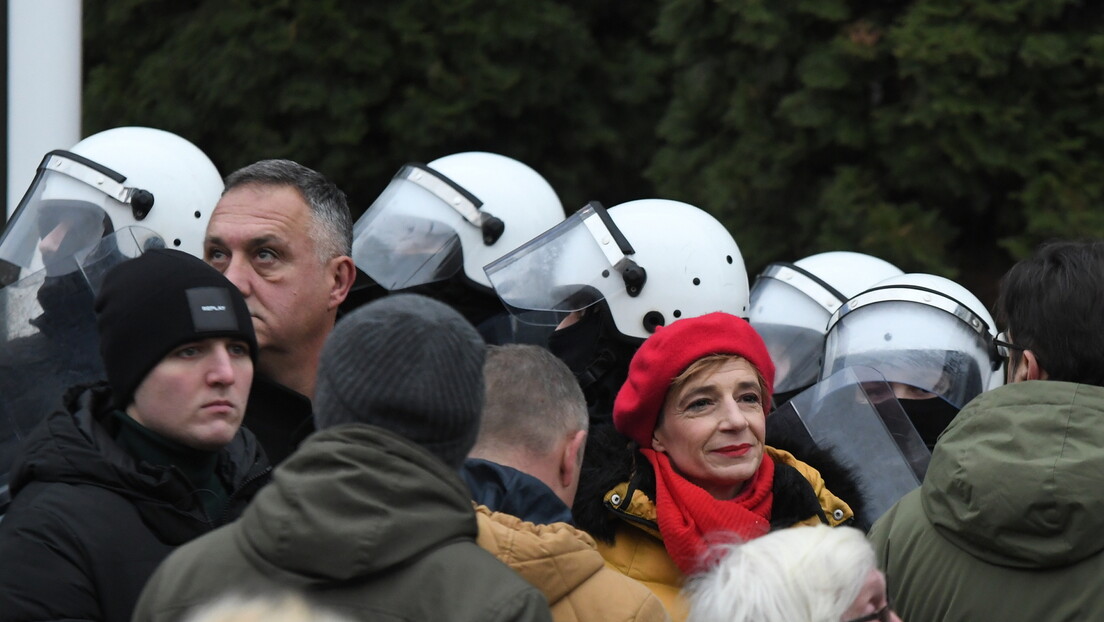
[7,0,81,221]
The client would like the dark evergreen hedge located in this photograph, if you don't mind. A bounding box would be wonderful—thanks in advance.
[83,0,1104,297]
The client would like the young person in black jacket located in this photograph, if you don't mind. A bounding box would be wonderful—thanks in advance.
[0,249,271,622]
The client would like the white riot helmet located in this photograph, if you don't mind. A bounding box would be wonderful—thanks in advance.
[750,251,903,395]
[486,198,748,341]
[0,127,223,284]
[821,273,1003,410]
[351,151,564,293]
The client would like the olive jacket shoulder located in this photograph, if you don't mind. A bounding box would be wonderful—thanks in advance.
[133,423,551,622]
[869,381,1104,622]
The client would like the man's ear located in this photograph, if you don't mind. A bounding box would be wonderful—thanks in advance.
[560,429,587,490]
[1011,350,1049,383]
[327,256,357,309]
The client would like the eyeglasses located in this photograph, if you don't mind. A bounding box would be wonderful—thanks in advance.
[846,603,893,622]
[993,331,1026,359]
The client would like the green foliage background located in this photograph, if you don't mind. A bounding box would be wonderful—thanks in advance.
[83,0,1104,303]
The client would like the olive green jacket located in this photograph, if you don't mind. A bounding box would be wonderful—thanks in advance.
[869,381,1104,621]
[133,424,551,622]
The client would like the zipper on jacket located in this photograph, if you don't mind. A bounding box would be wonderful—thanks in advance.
[217,464,273,526]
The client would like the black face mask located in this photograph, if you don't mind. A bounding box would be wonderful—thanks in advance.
[547,309,604,373]
[33,271,95,328]
[899,397,960,451]
[547,308,640,424]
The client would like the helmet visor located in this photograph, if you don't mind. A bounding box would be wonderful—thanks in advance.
[822,301,993,408]
[749,273,836,393]
[352,164,482,291]
[0,226,162,501]
[484,202,634,326]
[0,153,132,286]
[768,365,929,527]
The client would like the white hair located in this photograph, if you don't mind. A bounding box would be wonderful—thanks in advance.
[183,592,351,622]
[685,525,875,622]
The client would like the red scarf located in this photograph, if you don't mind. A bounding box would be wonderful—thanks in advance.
[639,448,775,574]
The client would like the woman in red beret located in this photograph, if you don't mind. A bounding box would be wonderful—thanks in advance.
[573,312,855,621]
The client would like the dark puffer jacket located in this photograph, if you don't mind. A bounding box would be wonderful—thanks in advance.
[0,383,271,622]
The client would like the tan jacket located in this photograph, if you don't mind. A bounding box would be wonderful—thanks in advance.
[476,506,672,622]
[597,446,854,621]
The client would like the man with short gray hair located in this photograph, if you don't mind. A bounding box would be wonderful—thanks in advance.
[204,159,356,463]
[463,344,588,522]
[463,344,669,622]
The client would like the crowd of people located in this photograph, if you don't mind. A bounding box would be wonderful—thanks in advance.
[0,125,1101,621]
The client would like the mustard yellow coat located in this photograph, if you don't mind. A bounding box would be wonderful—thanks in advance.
[476,506,672,622]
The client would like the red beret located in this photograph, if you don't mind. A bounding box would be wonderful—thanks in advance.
[613,312,775,447]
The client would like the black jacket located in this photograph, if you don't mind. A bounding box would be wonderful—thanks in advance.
[0,383,271,622]
[461,458,574,525]
[242,374,313,465]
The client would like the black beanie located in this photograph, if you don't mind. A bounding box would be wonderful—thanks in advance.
[314,293,485,470]
[94,249,256,409]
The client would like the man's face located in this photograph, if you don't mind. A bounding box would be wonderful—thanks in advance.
[204,184,337,359]
[127,337,253,450]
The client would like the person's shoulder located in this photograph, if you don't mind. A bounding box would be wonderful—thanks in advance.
[132,524,248,621]
[3,478,128,535]
[868,487,925,545]
[419,536,553,622]
[475,505,604,577]
[558,555,673,622]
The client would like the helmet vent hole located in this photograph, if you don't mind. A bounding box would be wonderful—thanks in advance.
[602,269,610,278]
[692,277,701,286]
[172,239,182,247]
[673,310,682,318]
[643,311,666,333]
[194,210,201,219]
[726,255,733,264]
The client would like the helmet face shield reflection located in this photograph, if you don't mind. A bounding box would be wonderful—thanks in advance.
[822,297,995,408]
[768,365,930,527]
[0,226,163,498]
[484,202,635,327]
[750,266,841,394]
[2,225,164,328]
[352,164,487,291]
[0,152,131,285]
[754,323,826,394]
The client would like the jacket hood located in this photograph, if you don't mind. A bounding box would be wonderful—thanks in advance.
[475,506,605,606]
[11,384,121,497]
[922,381,1104,568]
[11,383,267,543]
[236,423,477,582]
